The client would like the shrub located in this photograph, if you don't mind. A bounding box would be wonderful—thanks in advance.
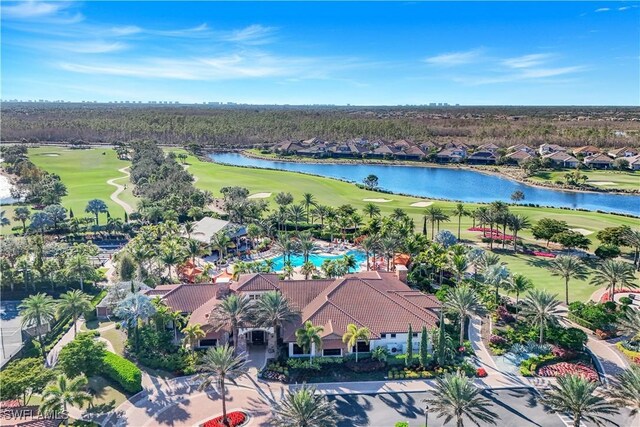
[101,352,143,394]
[395,422,409,427]
[496,306,515,323]
[617,341,640,364]
[546,327,588,351]
[550,345,577,361]
[476,367,488,378]
[489,334,507,346]
[371,346,390,363]
[620,297,633,305]
[345,360,385,373]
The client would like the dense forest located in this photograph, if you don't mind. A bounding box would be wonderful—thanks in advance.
[1,103,639,149]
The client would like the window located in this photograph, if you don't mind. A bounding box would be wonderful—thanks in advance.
[381,333,386,339]
[390,333,396,338]
[292,344,305,355]
[198,339,217,347]
[412,333,418,338]
[355,341,370,353]
[323,348,341,357]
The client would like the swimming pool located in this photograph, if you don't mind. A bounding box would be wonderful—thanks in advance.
[267,250,367,272]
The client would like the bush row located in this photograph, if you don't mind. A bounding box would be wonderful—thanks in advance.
[102,352,143,394]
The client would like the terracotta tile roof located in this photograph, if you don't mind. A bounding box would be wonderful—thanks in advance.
[187,295,220,327]
[573,145,600,155]
[144,284,179,297]
[584,153,613,164]
[505,150,533,160]
[230,273,280,292]
[162,284,220,313]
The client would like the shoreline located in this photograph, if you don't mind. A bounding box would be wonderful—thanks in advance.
[236,150,638,196]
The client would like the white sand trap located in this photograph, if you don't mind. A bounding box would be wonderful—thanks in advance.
[589,181,616,186]
[248,192,272,199]
[571,228,593,236]
[363,198,393,203]
[42,153,60,157]
[410,201,433,207]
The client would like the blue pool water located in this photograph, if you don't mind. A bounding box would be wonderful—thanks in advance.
[267,250,367,272]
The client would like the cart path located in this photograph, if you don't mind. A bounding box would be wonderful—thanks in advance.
[106,166,135,214]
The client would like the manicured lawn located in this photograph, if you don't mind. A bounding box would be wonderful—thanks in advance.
[99,328,126,356]
[81,320,115,332]
[86,375,128,408]
[530,169,640,191]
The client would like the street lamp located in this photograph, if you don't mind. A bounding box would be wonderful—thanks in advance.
[424,403,429,427]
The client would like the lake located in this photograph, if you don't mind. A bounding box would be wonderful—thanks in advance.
[209,153,640,216]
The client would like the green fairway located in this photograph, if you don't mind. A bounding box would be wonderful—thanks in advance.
[530,169,640,191]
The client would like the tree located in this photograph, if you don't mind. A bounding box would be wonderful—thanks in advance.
[453,203,468,240]
[423,371,499,427]
[504,273,533,316]
[0,358,55,405]
[0,210,10,227]
[57,290,93,336]
[419,326,429,368]
[301,261,316,279]
[363,174,379,190]
[540,374,619,427]
[85,199,108,226]
[197,345,249,427]
[590,259,637,300]
[295,321,324,361]
[210,231,234,262]
[209,294,253,354]
[547,255,589,304]
[520,289,562,344]
[43,204,67,232]
[596,225,631,247]
[448,253,469,285]
[182,323,206,354]
[445,285,483,345]
[342,323,370,362]
[30,211,53,234]
[274,191,294,207]
[271,385,340,427]
[552,230,591,251]
[13,206,31,234]
[64,253,94,291]
[425,206,449,240]
[159,239,186,280]
[117,251,136,281]
[618,309,640,341]
[363,202,381,219]
[19,293,56,357]
[606,365,640,416]
[510,190,525,203]
[39,374,92,427]
[302,192,315,223]
[405,323,414,366]
[57,333,106,378]
[289,204,305,231]
[361,235,379,271]
[531,218,569,247]
[255,291,300,351]
[484,263,509,306]
[507,214,530,252]
[114,293,156,352]
[594,244,621,260]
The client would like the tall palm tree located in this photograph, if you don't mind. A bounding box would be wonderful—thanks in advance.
[64,254,94,291]
[311,205,331,229]
[39,374,92,427]
[548,255,589,304]
[606,365,640,416]
[507,214,530,252]
[298,232,316,263]
[342,323,370,362]
[453,203,468,240]
[57,290,92,336]
[590,259,637,300]
[341,254,358,272]
[540,374,619,427]
[484,263,509,305]
[210,231,234,263]
[362,202,381,219]
[196,345,249,427]
[504,273,533,316]
[520,289,562,344]
[271,385,340,427]
[448,253,469,285]
[622,228,640,270]
[490,201,510,250]
[159,239,186,280]
[444,285,484,345]
[302,193,316,223]
[85,199,108,226]
[19,293,56,357]
[182,323,206,354]
[423,371,499,427]
[114,293,156,351]
[361,235,379,271]
[185,238,207,263]
[289,204,305,232]
[169,310,185,342]
[13,206,31,234]
[255,291,300,351]
[617,309,640,341]
[301,261,316,279]
[295,321,324,361]
[209,294,254,353]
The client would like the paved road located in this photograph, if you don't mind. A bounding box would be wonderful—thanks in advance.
[0,301,24,367]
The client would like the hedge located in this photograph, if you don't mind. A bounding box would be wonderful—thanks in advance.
[616,342,640,364]
[567,313,597,331]
[101,352,143,394]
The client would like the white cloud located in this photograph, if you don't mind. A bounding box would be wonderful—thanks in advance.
[503,53,553,69]
[618,6,631,11]
[223,24,277,45]
[108,26,143,36]
[424,49,483,66]
[51,41,127,54]
[595,7,610,12]
[1,1,83,23]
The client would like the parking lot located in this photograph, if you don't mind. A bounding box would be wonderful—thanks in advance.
[0,300,25,367]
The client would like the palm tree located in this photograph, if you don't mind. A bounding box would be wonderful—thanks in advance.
[298,232,316,263]
[159,239,186,280]
[19,293,56,357]
[504,273,533,316]
[39,374,92,427]
[0,210,10,227]
[341,253,357,272]
[520,289,562,344]
[361,235,379,271]
[209,294,253,353]
[271,385,340,427]
[196,345,249,427]
[342,323,370,362]
[540,374,619,427]
[283,260,294,280]
[85,199,108,226]
[13,206,31,234]
[484,263,509,305]
[182,323,206,354]
[590,259,637,300]
[622,228,640,270]
[548,255,589,304]
[617,309,640,341]
[255,291,300,351]
[289,204,305,231]
[448,253,469,285]
[490,201,510,250]
[210,231,234,263]
[453,203,468,240]
[57,290,92,336]
[169,310,185,342]
[114,293,156,351]
[301,261,316,279]
[423,371,499,427]
[507,214,530,252]
[606,365,640,416]
[444,285,484,345]
[295,321,324,361]
[64,254,94,291]
[185,238,206,263]
[302,193,316,223]
[362,202,381,219]
[311,205,331,229]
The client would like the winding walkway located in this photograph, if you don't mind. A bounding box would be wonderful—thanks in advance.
[106,167,135,214]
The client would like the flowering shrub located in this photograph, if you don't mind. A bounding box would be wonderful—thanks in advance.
[489,335,507,346]
[476,368,488,378]
[496,306,515,323]
[616,342,640,365]
[202,411,248,427]
[537,362,599,382]
[550,345,577,361]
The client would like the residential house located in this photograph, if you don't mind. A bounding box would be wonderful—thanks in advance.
[436,147,467,163]
[396,145,427,160]
[274,140,304,154]
[466,151,497,165]
[626,155,640,171]
[418,141,438,152]
[608,147,639,158]
[393,139,412,150]
[507,144,535,155]
[504,150,534,165]
[476,143,500,154]
[539,143,566,156]
[573,146,601,158]
[584,153,614,169]
[372,143,401,158]
[543,151,580,168]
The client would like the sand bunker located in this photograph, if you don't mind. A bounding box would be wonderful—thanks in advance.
[248,192,272,199]
[363,198,392,203]
[42,153,60,157]
[410,201,434,207]
[571,228,593,236]
[589,181,616,186]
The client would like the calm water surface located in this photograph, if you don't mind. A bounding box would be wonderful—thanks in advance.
[209,153,640,216]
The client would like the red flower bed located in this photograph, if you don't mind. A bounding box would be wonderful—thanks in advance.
[202,411,248,427]
[532,251,556,258]
[537,362,598,382]
[600,289,640,303]
[476,368,488,378]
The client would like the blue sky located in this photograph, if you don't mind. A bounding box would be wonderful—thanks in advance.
[2,1,639,105]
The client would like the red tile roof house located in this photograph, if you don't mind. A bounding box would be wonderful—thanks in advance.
[435,147,467,163]
[504,150,533,165]
[543,151,580,168]
[538,143,566,156]
[160,271,441,359]
[608,147,639,158]
[572,145,601,157]
[583,153,614,169]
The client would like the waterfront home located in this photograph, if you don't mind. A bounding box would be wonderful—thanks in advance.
[626,155,640,170]
[539,143,566,155]
[466,150,497,165]
[274,140,304,154]
[396,145,428,160]
[507,144,535,155]
[372,143,401,157]
[476,142,500,154]
[504,150,534,165]
[543,151,580,168]
[584,153,614,169]
[608,147,639,158]
[573,145,601,157]
[436,147,466,163]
